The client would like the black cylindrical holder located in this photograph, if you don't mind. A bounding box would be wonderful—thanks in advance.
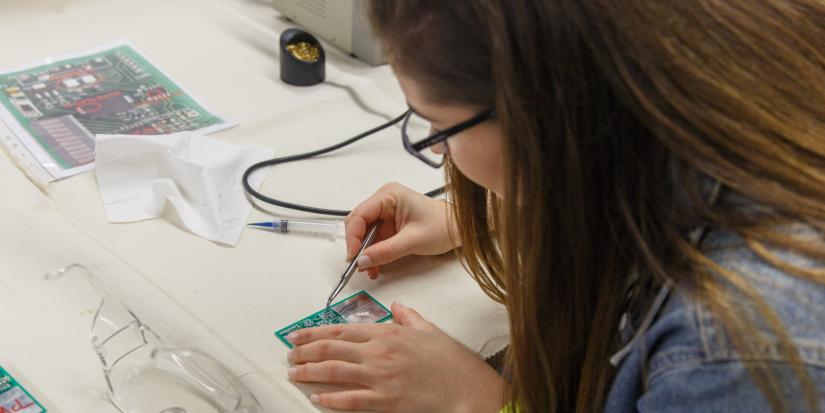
[280,28,325,86]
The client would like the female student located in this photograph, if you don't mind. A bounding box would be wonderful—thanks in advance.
[284,1,825,411]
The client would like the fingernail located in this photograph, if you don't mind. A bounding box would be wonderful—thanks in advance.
[393,301,406,309]
[286,350,294,363]
[309,394,320,403]
[288,367,297,378]
[287,332,300,342]
[357,255,372,269]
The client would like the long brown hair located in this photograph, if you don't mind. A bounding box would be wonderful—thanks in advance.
[369,1,825,412]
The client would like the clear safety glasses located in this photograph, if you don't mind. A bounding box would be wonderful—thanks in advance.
[45,264,266,413]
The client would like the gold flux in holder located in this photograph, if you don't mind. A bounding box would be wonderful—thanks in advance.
[286,42,321,62]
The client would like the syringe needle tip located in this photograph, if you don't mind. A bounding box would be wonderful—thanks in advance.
[248,222,274,228]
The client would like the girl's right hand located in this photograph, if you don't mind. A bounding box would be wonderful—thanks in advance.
[345,182,457,279]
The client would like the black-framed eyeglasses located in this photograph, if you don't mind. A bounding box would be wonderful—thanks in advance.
[400,108,496,168]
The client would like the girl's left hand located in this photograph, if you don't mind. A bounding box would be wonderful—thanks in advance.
[286,303,505,413]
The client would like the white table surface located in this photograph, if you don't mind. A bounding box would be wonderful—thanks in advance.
[0,0,509,412]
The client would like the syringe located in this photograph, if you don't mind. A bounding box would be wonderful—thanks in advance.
[247,219,343,238]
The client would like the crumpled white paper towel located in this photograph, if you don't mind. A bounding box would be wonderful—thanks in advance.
[94,132,275,246]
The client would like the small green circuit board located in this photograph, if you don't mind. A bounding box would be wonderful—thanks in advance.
[0,366,46,412]
[276,290,392,348]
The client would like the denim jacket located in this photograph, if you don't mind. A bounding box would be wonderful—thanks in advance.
[604,227,825,412]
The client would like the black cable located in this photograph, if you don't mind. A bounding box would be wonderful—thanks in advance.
[242,111,446,216]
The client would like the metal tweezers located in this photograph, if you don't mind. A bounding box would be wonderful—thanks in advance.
[326,221,381,310]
